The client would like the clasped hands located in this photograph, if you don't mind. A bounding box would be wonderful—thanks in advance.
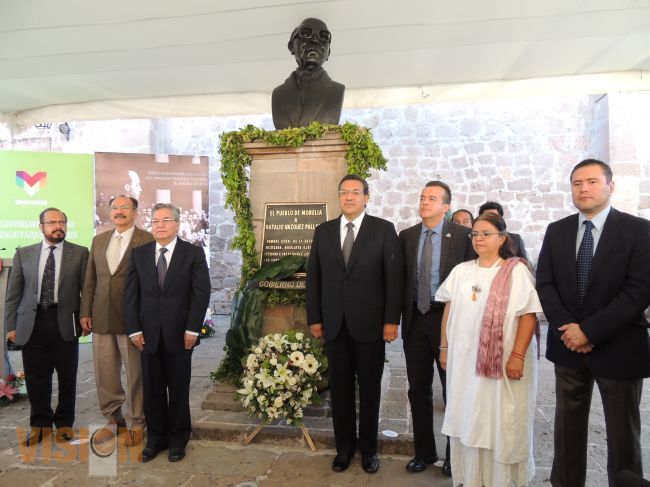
[129,332,198,351]
[309,323,399,343]
[559,323,593,353]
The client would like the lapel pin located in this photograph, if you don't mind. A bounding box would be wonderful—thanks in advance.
[446,233,451,238]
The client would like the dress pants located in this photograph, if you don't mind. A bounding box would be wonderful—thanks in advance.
[22,306,79,428]
[92,332,144,428]
[551,363,644,487]
[326,320,385,458]
[403,303,450,461]
[141,335,193,450]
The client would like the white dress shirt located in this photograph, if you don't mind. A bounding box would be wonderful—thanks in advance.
[339,212,365,248]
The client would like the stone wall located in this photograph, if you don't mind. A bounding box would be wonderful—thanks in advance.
[2,92,649,313]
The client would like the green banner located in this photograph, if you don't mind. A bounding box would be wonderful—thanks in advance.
[0,151,95,258]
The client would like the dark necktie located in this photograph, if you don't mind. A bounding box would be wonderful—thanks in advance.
[576,220,594,307]
[418,230,433,314]
[157,248,168,288]
[342,223,354,267]
[40,245,56,307]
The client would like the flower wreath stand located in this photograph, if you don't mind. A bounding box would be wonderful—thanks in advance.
[237,330,327,452]
[243,420,317,451]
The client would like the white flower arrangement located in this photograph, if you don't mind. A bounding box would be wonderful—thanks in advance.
[237,330,327,425]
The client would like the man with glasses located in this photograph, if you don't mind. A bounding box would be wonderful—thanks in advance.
[125,203,210,463]
[399,181,475,476]
[80,195,154,447]
[4,208,88,446]
[272,17,345,129]
[307,174,402,474]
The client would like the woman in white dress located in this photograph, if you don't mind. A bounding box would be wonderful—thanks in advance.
[435,212,542,487]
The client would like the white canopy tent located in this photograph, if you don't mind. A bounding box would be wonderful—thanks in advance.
[2,0,650,127]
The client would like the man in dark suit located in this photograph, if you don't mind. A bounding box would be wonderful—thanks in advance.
[124,203,210,463]
[272,17,344,129]
[400,181,475,476]
[307,174,403,474]
[537,159,650,487]
[80,195,154,446]
[478,201,528,260]
[4,208,88,445]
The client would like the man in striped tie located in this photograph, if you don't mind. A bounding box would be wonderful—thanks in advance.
[537,159,650,487]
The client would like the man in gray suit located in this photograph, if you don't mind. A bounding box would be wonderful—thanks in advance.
[81,195,153,446]
[400,181,475,476]
[4,208,88,445]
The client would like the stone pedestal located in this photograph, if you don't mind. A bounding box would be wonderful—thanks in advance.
[244,132,347,333]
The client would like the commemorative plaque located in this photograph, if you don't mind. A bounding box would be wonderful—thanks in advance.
[260,202,327,266]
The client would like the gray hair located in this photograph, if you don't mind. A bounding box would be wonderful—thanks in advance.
[152,203,180,221]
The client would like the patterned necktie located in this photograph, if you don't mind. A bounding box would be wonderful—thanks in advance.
[157,248,168,288]
[418,229,433,314]
[576,220,594,307]
[40,245,56,307]
[107,234,122,274]
[342,223,354,267]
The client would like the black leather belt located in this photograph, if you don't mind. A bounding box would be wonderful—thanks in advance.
[37,303,57,311]
[413,301,445,312]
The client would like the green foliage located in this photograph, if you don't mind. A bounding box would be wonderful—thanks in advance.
[219,121,387,286]
[214,122,387,383]
[212,256,307,383]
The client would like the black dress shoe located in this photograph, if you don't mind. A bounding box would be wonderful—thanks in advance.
[441,457,452,476]
[362,454,379,474]
[168,448,186,462]
[22,428,46,447]
[406,455,438,473]
[55,428,74,443]
[332,454,351,472]
[139,444,167,463]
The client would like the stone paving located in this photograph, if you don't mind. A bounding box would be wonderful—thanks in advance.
[0,314,648,486]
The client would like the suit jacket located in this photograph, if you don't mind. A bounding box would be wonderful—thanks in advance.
[272,69,344,129]
[124,238,211,354]
[509,232,528,260]
[306,214,403,343]
[399,220,476,337]
[536,208,650,379]
[4,241,89,346]
[80,226,154,335]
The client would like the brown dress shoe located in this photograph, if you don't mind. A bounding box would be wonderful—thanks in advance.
[121,428,144,447]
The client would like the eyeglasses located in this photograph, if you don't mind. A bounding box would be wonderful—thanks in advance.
[110,205,133,210]
[42,220,67,226]
[151,218,177,225]
[338,190,364,197]
[469,231,503,240]
[295,27,331,43]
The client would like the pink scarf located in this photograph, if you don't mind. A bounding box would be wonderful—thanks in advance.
[475,257,524,379]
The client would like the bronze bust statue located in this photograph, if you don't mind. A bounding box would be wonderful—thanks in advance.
[272,18,345,130]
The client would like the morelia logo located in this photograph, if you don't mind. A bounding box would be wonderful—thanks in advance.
[16,171,47,196]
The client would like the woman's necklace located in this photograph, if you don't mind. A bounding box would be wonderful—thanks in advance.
[471,257,502,301]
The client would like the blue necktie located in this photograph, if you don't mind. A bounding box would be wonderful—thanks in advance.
[576,220,594,307]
